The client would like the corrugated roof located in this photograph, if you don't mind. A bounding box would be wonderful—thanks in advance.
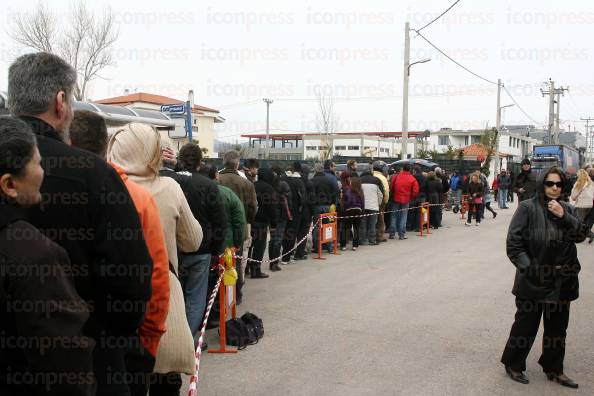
[94,92,219,114]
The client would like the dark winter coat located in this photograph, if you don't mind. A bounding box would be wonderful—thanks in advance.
[341,186,364,211]
[300,165,316,215]
[425,178,443,205]
[513,170,537,202]
[0,202,95,395]
[506,171,588,303]
[498,175,512,189]
[282,171,306,214]
[255,168,279,227]
[467,181,484,201]
[217,184,246,249]
[162,169,226,255]
[312,172,338,206]
[20,117,152,381]
[440,174,450,194]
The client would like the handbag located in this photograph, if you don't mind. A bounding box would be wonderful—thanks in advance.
[472,196,483,204]
[153,265,196,375]
[224,318,251,350]
[241,312,264,341]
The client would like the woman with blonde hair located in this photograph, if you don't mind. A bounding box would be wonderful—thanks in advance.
[570,169,594,220]
[108,123,202,395]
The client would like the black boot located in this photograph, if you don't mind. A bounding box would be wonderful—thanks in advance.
[269,262,282,272]
[251,266,269,279]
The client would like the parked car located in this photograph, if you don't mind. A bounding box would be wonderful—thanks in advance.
[390,159,439,172]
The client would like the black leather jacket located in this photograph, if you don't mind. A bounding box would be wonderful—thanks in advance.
[506,172,587,303]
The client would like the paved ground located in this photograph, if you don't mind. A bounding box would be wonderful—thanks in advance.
[187,204,593,396]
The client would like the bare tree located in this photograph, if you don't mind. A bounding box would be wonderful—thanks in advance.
[315,91,338,160]
[9,1,119,101]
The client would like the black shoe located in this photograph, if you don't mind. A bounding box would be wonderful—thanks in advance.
[293,255,308,261]
[251,271,270,279]
[493,212,497,218]
[505,367,529,384]
[546,372,578,389]
[389,234,395,239]
[269,263,282,272]
[399,236,408,240]
[200,341,208,352]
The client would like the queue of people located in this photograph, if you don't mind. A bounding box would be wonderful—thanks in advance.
[2,51,592,395]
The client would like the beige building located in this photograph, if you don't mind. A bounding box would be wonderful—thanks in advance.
[95,92,224,157]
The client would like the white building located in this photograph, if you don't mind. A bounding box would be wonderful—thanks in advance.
[428,127,539,169]
[241,131,429,160]
[95,92,225,157]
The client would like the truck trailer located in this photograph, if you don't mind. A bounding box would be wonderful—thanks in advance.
[531,144,580,175]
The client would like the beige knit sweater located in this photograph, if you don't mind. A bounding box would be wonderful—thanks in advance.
[107,123,202,272]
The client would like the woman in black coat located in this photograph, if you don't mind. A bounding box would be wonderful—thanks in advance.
[0,118,94,395]
[501,166,587,388]
[465,173,484,226]
[425,171,443,229]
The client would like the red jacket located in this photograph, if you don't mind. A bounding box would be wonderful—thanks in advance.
[111,163,170,356]
[390,170,419,204]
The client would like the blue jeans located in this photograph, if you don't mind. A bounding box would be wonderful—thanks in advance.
[360,210,378,244]
[179,252,212,341]
[498,188,508,208]
[389,202,410,237]
[268,219,286,263]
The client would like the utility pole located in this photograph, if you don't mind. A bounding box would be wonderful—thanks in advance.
[401,22,431,160]
[581,117,594,165]
[494,79,502,177]
[401,22,410,160]
[263,98,273,158]
[541,79,568,144]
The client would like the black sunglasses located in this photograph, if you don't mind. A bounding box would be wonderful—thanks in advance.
[544,181,563,188]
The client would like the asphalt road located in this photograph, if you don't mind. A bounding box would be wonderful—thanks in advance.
[188,204,593,396]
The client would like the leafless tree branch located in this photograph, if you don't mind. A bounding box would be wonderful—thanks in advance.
[9,0,119,101]
[315,91,338,160]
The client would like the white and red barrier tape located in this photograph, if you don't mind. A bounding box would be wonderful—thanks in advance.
[187,264,225,396]
[233,203,443,263]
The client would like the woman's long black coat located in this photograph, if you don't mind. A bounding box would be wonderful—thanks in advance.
[506,177,588,303]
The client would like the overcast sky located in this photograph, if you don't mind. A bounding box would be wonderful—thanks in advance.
[2,0,594,141]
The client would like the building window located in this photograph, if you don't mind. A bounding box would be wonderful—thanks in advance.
[509,136,512,146]
[471,135,481,144]
[464,136,469,145]
[438,136,450,145]
[306,146,317,150]
[334,145,346,150]
[348,145,359,150]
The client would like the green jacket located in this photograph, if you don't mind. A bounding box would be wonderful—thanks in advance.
[218,184,246,249]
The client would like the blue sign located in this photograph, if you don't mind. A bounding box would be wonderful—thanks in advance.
[160,104,185,114]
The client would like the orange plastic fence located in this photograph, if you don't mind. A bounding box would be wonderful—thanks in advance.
[460,194,469,219]
[314,212,338,260]
[208,254,237,354]
[418,202,431,237]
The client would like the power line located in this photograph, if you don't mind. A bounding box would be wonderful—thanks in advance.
[413,30,499,85]
[502,86,546,128]
[416,0,462,32]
